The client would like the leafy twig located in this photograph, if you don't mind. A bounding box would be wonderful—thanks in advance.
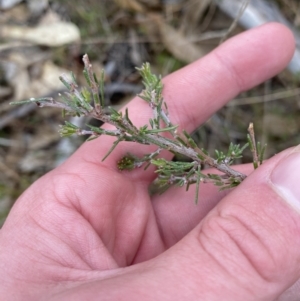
[11,54,262,203]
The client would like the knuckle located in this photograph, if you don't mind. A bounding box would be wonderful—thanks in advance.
[197,207,287,283]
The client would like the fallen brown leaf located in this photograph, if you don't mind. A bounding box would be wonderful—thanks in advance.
[151,14,207,63]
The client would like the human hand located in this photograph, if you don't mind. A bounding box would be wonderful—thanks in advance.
[1,23,299,301]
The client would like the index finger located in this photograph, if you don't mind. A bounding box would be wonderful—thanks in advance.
[65,22,295,184]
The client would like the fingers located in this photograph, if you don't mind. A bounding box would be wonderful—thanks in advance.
[157,22,294,133]
[152,163,254,248]
[52,146,300,300]
[153,146,300,300]
[64,22,295,184]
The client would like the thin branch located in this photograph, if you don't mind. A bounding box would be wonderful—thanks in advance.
[10,55,253,202]
[248,123,259,169]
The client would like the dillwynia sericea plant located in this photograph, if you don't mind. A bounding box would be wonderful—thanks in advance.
[11,54,266,204]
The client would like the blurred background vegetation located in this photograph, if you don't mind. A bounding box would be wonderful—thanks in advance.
[1,0,300,225]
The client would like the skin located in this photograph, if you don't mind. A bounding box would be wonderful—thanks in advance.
[1,22,300,300]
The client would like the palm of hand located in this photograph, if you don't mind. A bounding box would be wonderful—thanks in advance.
[2,129,218,282]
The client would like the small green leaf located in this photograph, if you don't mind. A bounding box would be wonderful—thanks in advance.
[109,107,122,122]
[257,142,267,165]
[117,156,135,170]
[58,121,79,137]
[83,69,92,87]
[102,136,123,161]
[176,136,188,147]
[59,76,72,90]
[194,165,201,205]
[144,125,178,134]
[71,71,77,83]
[99,69,105,107]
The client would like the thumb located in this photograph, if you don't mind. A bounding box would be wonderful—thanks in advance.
[50,146,300,301]
[154,145,300,301]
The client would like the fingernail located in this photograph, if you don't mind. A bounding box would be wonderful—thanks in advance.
[271,146,300,213]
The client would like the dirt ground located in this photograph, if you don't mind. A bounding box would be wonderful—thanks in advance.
[1,0,300,225]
